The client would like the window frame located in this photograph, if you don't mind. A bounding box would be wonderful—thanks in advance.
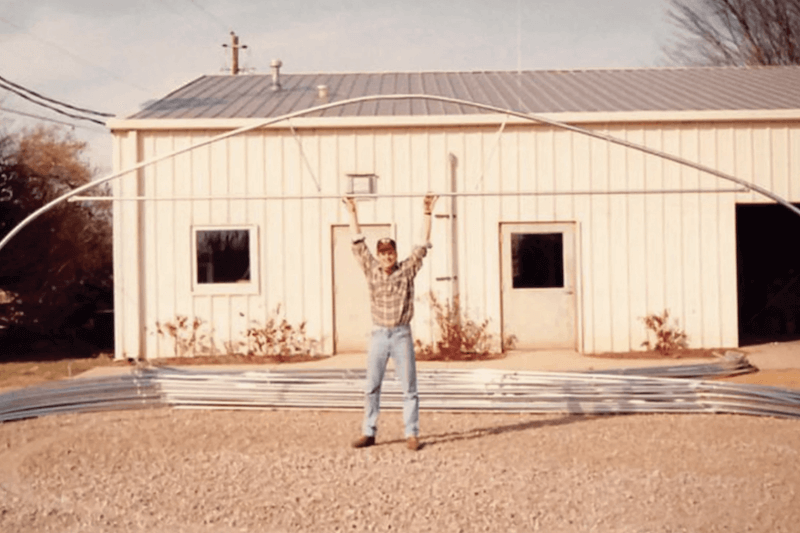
[191,225,260,295]
[346,173,378,197]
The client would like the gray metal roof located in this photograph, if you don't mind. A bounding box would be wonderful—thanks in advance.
[130,66,800,120]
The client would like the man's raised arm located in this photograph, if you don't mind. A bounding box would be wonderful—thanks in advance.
[421,194,439,245]
[343,197,361,236]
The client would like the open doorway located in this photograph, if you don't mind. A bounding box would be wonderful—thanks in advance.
[736,203,800,346]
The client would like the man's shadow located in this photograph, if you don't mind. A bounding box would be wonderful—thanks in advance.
[378,413,597,451]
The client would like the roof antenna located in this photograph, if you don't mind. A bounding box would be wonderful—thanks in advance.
[223,32,247,75]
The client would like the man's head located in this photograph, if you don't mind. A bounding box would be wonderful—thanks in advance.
[376,237,397,272]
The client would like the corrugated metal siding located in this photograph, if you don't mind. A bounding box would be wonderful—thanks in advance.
[114,120,800,358]
[130,67,800,121]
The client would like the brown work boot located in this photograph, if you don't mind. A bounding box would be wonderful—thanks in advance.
[406,436,420,451]
[352,435,375,449]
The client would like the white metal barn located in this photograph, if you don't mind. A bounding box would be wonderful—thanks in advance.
[107,65,800,360]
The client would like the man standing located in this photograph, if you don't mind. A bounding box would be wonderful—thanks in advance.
[342,194,438,451]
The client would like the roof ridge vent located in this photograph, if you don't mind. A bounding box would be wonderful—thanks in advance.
[270,59,283,91]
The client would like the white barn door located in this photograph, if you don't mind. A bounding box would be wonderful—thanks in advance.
[500,222,578,350]
[332,224,392,353]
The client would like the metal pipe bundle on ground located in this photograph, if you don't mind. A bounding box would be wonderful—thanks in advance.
[1,356,798,423]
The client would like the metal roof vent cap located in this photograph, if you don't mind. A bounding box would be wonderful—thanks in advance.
[317,84,329,104]
[270,59,283,91]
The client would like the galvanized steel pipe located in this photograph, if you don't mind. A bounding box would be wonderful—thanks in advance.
[3,93,800,255]
[2,359,799,424]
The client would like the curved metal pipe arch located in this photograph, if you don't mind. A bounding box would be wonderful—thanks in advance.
[2,93,799,255]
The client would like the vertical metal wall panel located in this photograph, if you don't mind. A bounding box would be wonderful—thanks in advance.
[536,129,556,220]
[263,133,286,315]
[141,135,159,357]
[754,129,774,195]
[173,134,194,326]
[461,130,488,319]
[245,133,267,350]
[297,131,322,342]
[661,128,686,353]
[228,136,248,225]
[679,128,703,350]
[420,131,450,341]
[111,136,124,359]
[154,134,177,357]
[698,126,723,348]
[643,127,666,319]
[498,129,520,221]
[570,133,593,353]
[734,126,756,204]
[625,127,649,352]
[715,128,740,347]
[480,129,502,337]
[281,133,305,328]
[791,129,800,200]
[113,131,142,360]
[211,294,229,354]
[588,135,613,353]
[608,129,634,352]
[769,127,787,200]
[553,130,575,220]
[317,132,341,355]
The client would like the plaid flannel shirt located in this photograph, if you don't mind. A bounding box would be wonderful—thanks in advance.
[352,238,428,327]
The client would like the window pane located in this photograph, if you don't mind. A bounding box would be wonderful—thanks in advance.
[196,230,251,284]
[511,232,564,288]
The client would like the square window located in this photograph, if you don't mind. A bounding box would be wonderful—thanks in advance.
[511,232,564,289]
[346,174,377,196]
[193,227,258,293]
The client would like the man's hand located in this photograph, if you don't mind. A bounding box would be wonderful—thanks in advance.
[342,196,358,215]
[343,196,361,234]
[423,194,439,214]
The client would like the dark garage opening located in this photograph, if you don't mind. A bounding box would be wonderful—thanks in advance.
[737,203,800,346]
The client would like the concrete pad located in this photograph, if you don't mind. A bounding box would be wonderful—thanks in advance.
[739,339,800,370]
[77,348,738,379]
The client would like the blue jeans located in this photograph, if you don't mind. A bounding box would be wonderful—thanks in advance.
[362,324,419,438]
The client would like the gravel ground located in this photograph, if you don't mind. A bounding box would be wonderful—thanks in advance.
[0,408,798,532]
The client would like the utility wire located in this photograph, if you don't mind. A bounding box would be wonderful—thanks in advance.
[0,106,103,132]
[154,0,207,33]
[185,0,230,33]
[0,15,152,94]
[0,74,113,117]
[0,80,107,126]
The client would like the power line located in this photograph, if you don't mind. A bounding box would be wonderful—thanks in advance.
[185,0,230,33]
[0,75,113,117]
[0,15,152,94]
[0,106,105,132]
[0,80,107,126]
[153,0,208,33]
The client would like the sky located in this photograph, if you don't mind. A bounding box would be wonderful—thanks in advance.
[0,0,677,174]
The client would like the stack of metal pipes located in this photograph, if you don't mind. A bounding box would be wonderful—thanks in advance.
[1,354,798,423]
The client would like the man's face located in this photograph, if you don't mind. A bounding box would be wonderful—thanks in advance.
[377,248,397,271]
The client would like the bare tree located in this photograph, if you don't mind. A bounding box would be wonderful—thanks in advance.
[665,0,800,66]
